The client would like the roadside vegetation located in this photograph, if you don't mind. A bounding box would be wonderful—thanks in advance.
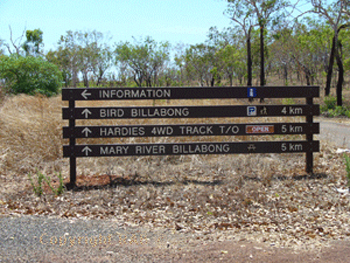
[321,96,350,118]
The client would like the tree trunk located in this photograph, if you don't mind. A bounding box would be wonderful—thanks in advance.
[283,64,288,85]
[325,24,349,96]
[260,23,265,86]
[247,26,253,102]
[325,35,336,96]
[83,72,89,88]
[335,42,343,107]
[229,75,233,87]
[259,22,265,102]
[210,77,215,87]
[247,26,253,87]
[72,64,78,88]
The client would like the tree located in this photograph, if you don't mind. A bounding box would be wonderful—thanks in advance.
[173,43,188,86]
[184,43,217,87]
[225,1,256,87]
[309,0,350,105]
[287,20,333,86]
[4,26,26,56]
[115,37,170,87]
[93,45,113,86]
[207,26,246,86]
[0,54,62,96]
[55,30,112,88]
[226,0,289,93]
[57,31,80,87]
[22,29,43,57]
[75,30,112,88]
[46,47,72,87]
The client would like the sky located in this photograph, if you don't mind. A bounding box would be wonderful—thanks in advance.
[0,0,232,54]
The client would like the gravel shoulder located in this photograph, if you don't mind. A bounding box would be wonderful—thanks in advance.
[1,215,350,263]
[317,117,350,149]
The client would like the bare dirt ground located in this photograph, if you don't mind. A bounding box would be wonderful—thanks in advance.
[1,94,350,262]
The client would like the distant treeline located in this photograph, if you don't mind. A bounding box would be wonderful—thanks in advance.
[0,0,349,105]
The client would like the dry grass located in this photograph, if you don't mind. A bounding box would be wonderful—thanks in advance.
[0,94,62,177]
[0,92,350,251]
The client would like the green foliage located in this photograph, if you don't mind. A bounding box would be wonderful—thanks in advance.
[343,153,350,188]
[0,54,62,96]
[115,36,170,87]
[22,29,43,57]
[321,96,350,117]
[28,171,44,196]
[327,106,350,118]
[282,98,295,105]
[321,96,350,118]
[321,96,337,111]
[43,172,65,196]
[28,170,65,196]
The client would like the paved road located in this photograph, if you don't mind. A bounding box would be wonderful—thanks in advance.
[318,117,350,149]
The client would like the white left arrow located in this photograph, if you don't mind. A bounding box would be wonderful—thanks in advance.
[81,89,91,99]
[82,146,92,156]
[81,109,92,118]
[82,127,92,137]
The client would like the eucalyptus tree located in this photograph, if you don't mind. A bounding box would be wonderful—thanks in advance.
[296,20,333,85]
[226,0,289,89]
[46,47,72,87]
[4,26,26,56]
[93,45,113,86]
[184,43,218,87]
[57,31,80,87]
[22,29,43,57]
[173,43,188,85]
[225,1,255,87]
[56,30,111,88]
[207,26,246,86]
[309,0,350,105]
[75,30,112,88]
[114,36,170,87]
[269,26,293,84]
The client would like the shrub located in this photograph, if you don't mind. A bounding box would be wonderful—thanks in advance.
[321,96,350,118]
[28,170,65,196]
[321,96,336,112]
[0,54,62,97]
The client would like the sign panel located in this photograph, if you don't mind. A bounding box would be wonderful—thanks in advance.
[63,141,320,158]
[247,87,257,98]
[62,105,320,120]
[62,86,320,101]
[63,123,320,138]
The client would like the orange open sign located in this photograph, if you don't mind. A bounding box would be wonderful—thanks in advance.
[246,125,274,134]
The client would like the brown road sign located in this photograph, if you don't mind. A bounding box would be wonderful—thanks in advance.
[62,86,320,100]
[62,105,320,120]
[63,123,320,138]
[63,141,320,158]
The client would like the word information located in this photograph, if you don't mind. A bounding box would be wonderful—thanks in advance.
[63,141,319,157]
[62,86,320,100]
[63,105,319,120]
[63,123,320,138]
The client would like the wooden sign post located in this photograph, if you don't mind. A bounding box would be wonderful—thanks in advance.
[62,86,320,187]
